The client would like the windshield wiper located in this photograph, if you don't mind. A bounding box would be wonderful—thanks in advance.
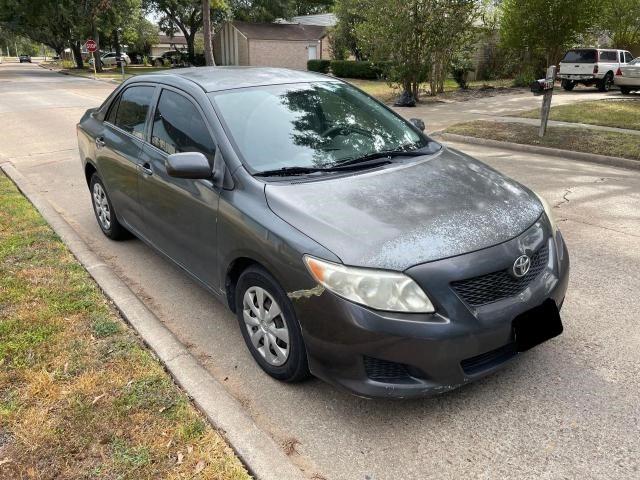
[254,159,391,177]
[335,149,426,167]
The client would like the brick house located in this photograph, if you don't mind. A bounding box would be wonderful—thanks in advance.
[213,21,330,71]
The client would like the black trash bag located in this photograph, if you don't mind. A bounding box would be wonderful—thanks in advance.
[393,90,416,107]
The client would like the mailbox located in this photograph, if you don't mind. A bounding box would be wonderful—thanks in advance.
[530,79,554,96]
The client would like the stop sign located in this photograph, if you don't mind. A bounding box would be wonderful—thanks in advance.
[85,40,97,53]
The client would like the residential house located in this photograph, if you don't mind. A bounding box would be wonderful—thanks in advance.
[150,34,188,57]
[213,20,330,71]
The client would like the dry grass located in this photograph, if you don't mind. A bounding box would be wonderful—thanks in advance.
[344,78,518,104]
[516,99,640,131]
[0,173,250,479]
[445,121,640,161]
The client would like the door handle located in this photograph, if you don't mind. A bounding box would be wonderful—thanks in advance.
[140,162,153,176]
[95,136,105,149]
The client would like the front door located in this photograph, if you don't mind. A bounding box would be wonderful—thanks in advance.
[137,88,220,289]
[98,84,156,231]
[308,45,317,60]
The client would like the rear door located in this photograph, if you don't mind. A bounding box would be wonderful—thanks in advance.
[559,49,597,77]
[98,84,156,231]
[137,87,220,289]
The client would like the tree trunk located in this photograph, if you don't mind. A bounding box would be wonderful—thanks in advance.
[113,29,122,66]
[202,0,215,66]
[186,33,196,65]
[92,24,103,72]
[71,41,84,69]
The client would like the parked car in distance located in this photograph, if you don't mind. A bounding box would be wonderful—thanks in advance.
[19,54,31,63]
[615,57,640,94]
[76,67,569,399]
[558,48,634,92]
[151,50,188,67]
[89,52,130,67]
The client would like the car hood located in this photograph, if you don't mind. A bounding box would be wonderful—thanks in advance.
[265,147,543,271]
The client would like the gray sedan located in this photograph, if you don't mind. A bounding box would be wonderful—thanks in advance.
[77,67,569,398]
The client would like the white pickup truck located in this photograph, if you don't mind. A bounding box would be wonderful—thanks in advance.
[558,48,634,92]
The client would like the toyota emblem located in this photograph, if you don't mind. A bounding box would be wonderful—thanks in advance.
[512,255,531,278]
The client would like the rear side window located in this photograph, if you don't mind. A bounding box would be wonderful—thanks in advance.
[151,90,215,162]
[600,51,617,61]
[113,86,155,139]
[561,49,596,63]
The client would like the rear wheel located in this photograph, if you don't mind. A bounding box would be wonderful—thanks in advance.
[235,266,310,382]
[598,73,613,92]
[620,86,632,95]
[561,79,575,91]
[89,174,130,240]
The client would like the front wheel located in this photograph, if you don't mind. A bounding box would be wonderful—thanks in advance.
[561,79,575,91]
[598,73,613,92]
[620,86,632,95]
[235,266,310,382]
[89,173,130,240]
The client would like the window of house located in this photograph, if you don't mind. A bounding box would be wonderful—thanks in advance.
[113,86,155,139]
[151,89,216,162]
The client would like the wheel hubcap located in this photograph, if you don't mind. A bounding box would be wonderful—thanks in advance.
[92,183,111,230]
[242,286,290,366]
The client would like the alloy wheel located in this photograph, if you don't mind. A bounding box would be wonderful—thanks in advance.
[242,286,290,366]
[92,182,111,230]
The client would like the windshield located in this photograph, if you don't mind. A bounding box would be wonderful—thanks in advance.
[630,58,640,65]
[210,82,435,172]
[561,49,597,63]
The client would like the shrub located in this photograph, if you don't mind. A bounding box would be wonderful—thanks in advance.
[330,60,381,79]
[512,67,537,88]
[307,59,331,73]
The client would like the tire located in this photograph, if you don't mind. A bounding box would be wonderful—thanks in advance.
[620,86,631,95]
[598,73,613,92]
[235,266,310,382]
[561,79,575,91]
[89,173,130,240]
[154,59,163,67]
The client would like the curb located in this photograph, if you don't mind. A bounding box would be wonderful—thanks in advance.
[435,132,640,171]
[0,161,307,480]
[38,63,121,85]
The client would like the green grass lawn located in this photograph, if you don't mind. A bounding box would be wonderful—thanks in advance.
[445,120,640,160]
[0,173,250,479]
[43,61,171,82]
[517,99,640,131]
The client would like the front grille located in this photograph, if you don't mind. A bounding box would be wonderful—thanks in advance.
[461,343,517,375]
[451,245,549,307]
[363,356,415,384]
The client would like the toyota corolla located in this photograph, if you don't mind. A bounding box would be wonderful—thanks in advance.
[77,67,569,398]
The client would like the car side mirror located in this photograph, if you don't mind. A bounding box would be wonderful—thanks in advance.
[166,152,213,179]
[410,118,426,132]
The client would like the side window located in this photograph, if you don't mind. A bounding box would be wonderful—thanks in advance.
[106,93,121,124]
[151,90,216,162]
[113,86,155,139]
[600,51,617,62]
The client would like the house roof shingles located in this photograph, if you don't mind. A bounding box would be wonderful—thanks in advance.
[232,21,327,41]
[158,35,188,45]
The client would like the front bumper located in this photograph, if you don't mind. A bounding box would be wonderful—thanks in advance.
[293,217,570,399]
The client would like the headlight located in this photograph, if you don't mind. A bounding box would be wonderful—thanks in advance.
[534,191,558,235]
[303,256,435,313]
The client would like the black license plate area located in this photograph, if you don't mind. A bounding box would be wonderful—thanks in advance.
[512,300,563,352]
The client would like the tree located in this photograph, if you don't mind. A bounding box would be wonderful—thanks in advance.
[356,0,479,99]
[122,17,160,56]
[146,0,226,64]
[203,0,215,65]
[500,0,601,69]
[293,0,334,15]
[331,0,365,60]
[229,0,294,22]
[599,0,640,50]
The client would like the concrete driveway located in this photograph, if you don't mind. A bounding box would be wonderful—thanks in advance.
[1,63,638,480]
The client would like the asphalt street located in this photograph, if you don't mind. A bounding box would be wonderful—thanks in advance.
[1,62,638,480]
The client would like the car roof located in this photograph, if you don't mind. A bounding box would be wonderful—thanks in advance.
[155,66,336,93]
